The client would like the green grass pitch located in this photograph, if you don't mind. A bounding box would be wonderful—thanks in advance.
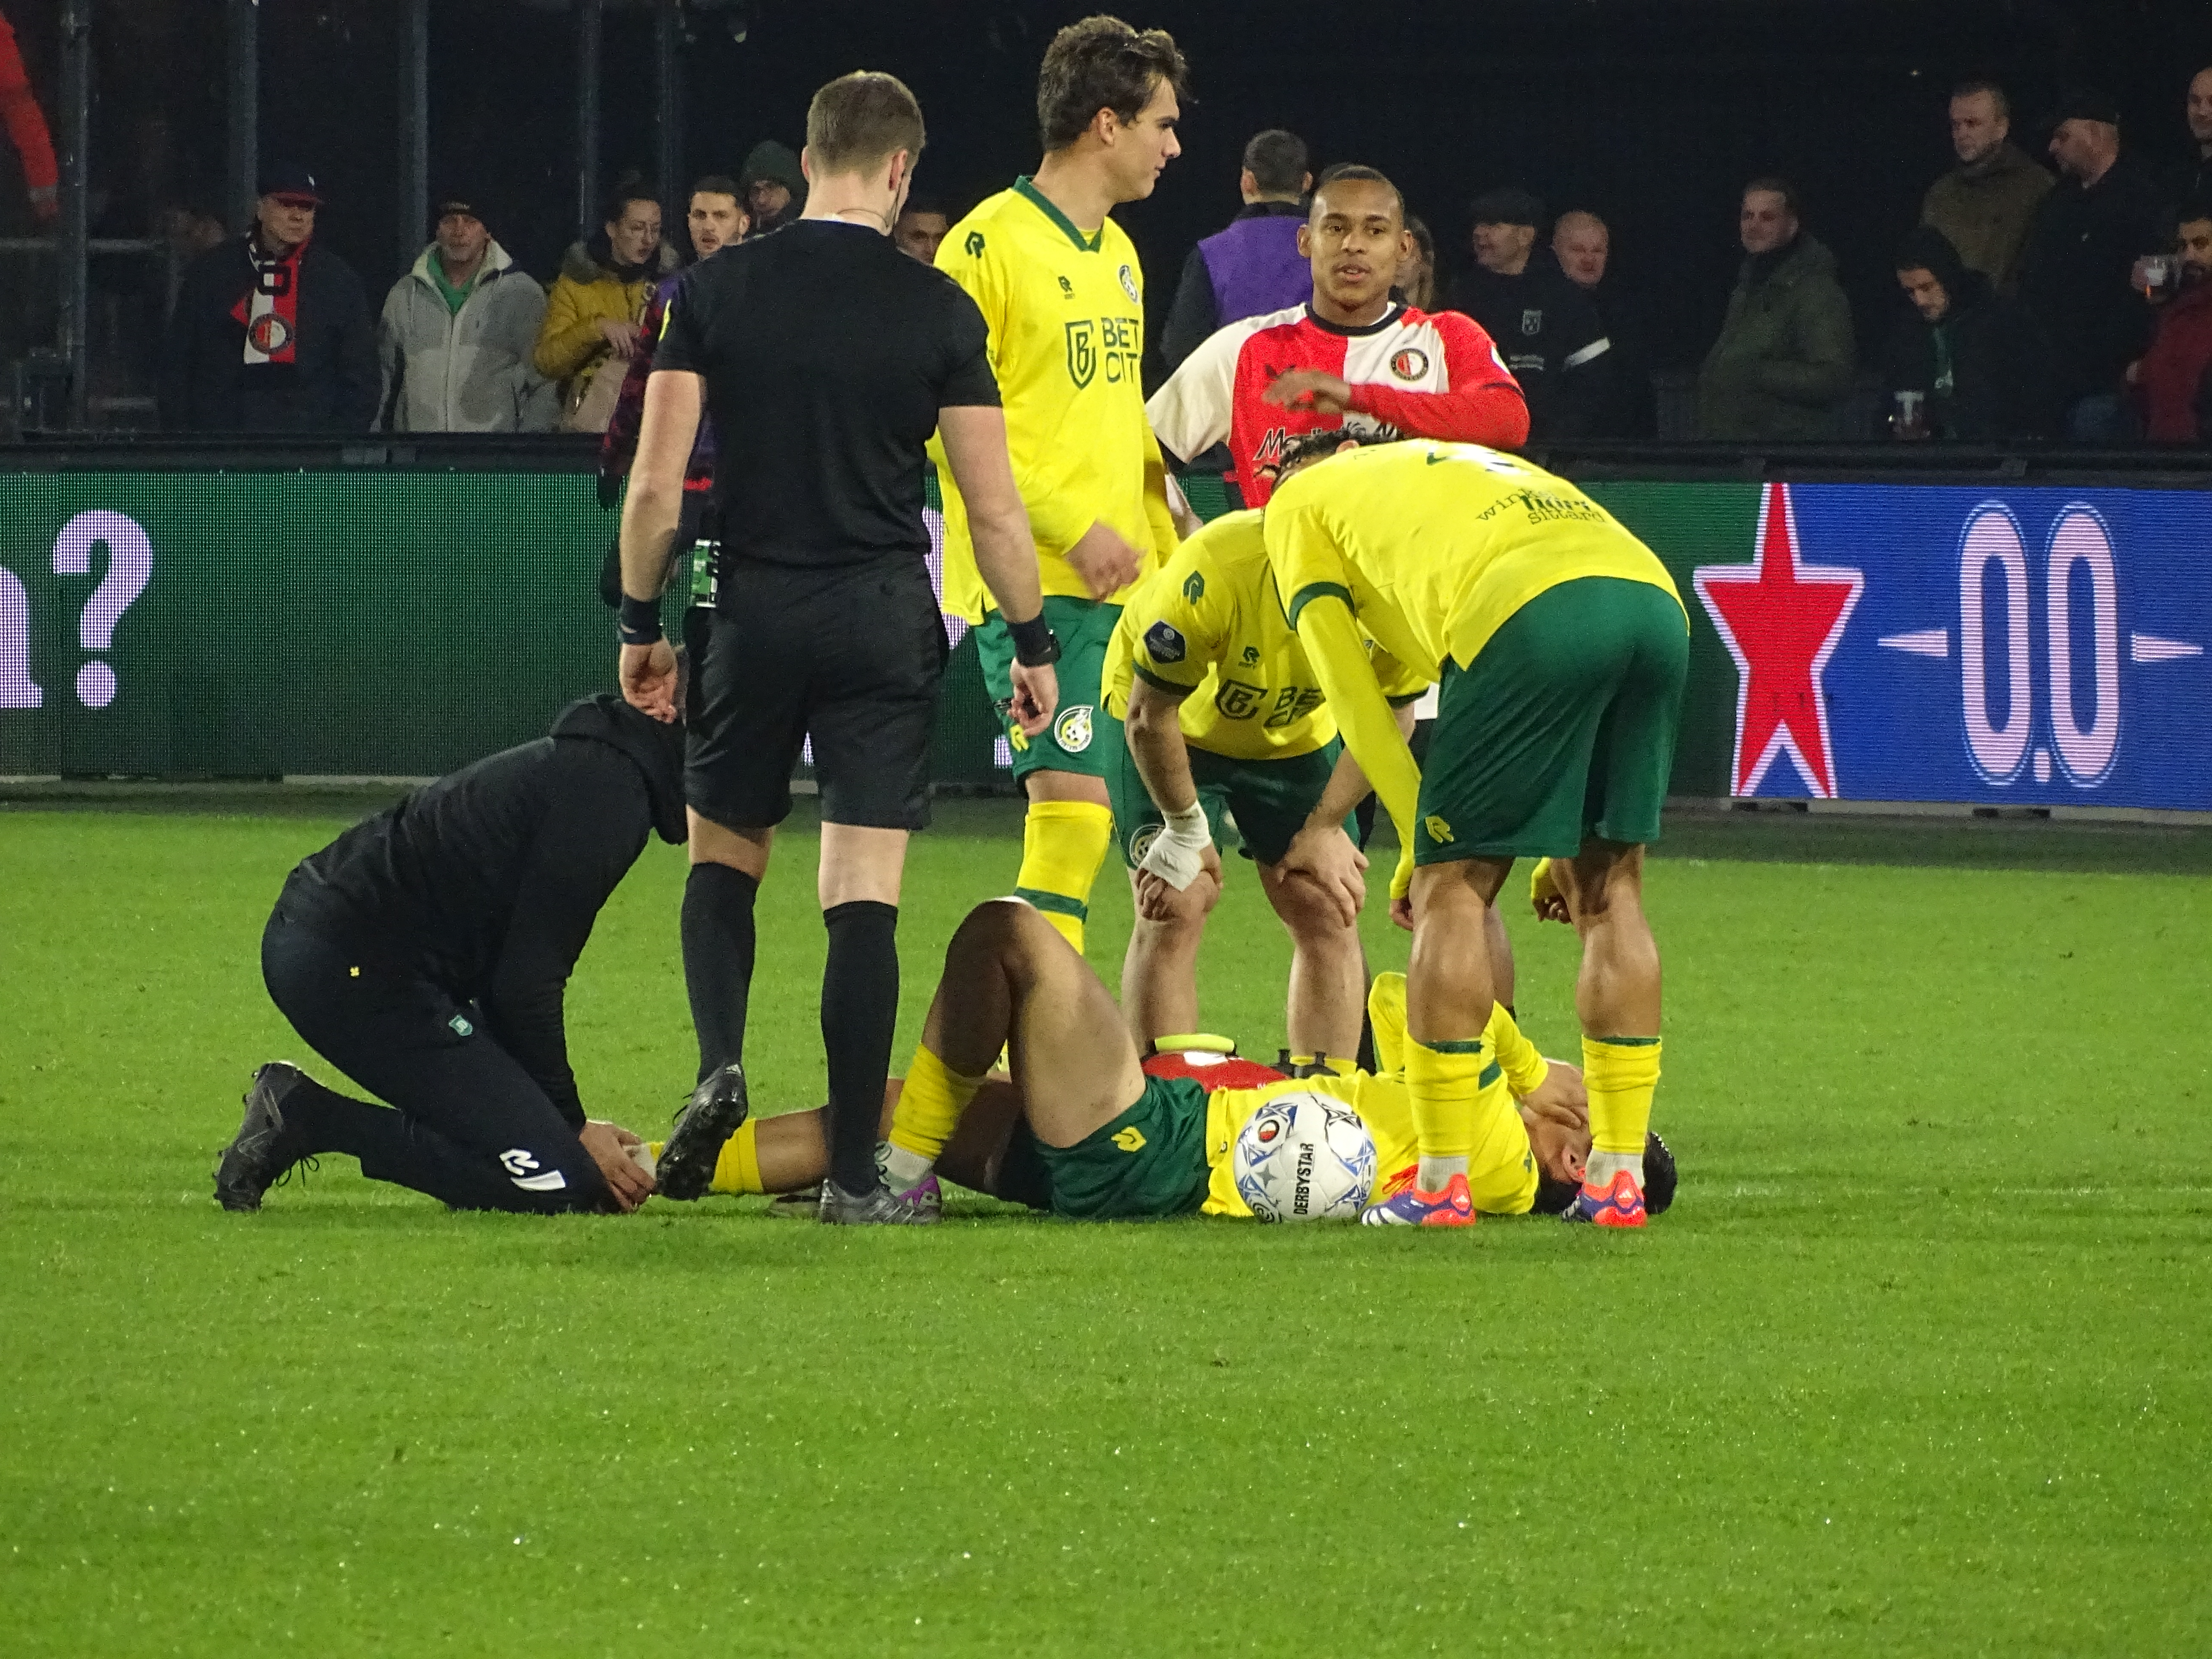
[3,795,2209,1655]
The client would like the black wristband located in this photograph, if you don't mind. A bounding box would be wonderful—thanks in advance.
[617,593,664,647]
[1008,612,1060,667]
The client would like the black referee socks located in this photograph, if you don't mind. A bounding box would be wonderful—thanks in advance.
[682,862,760,1085]
[821,899,900,1196]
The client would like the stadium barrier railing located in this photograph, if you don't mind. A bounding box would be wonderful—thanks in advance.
[3,437,2206,816]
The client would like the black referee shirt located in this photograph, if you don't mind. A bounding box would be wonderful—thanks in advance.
[652,218,999,568]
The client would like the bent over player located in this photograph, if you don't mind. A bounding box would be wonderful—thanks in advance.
[1148,164,1527,506]
[933,16,1187,960]
[215,693,681,1215]
[652,899,1657,1223]
[1266,438,1688,1227]
[1100,504,1429,1059]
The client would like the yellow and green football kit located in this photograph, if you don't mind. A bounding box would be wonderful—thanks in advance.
[1098,509,1426,867]
[1006,994,1550,1222]
[1263,440,1688,883]
[932,176,1179,952]
[1265,440,1685,1193]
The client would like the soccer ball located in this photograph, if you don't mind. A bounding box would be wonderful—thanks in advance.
[1231,1092,1376,1222]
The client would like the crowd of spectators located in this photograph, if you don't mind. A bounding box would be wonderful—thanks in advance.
[117,63,2212,447]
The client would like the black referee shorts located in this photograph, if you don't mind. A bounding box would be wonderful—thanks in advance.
[687,553,946,832]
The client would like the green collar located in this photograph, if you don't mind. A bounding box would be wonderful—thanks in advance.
[1013,175,1103,253]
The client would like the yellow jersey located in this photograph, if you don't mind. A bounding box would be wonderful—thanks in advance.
[1100,509,1429,762]
[1264,440,1684,677]
[1198,1001,1551,1218]
[932,177,1173,622]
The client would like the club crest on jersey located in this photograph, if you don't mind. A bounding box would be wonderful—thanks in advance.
[1065,320,1097,388]
[1144,620,1187,664]
[1128,824,1160,863]
[1521,308,1544,336]
[1118,263,1139,303]
[1055,704,1094,753]
[1390,346,1429,381]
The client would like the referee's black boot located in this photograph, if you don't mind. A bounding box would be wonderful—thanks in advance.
[657,1063,751,1202]
[214,1062,313,1212]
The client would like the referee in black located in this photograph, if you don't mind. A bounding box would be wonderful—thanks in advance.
[616,70,1059,1225]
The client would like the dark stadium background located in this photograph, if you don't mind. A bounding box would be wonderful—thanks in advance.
[7,0,2212,378]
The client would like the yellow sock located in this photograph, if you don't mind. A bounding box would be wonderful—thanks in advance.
[1406,1033,1528,1203]
[1584,1036,1662,1160]
[887,1044,985,1164]
[709,1119,763,1196]
[1014,800,1113,954]
[1366,973,1408,1076]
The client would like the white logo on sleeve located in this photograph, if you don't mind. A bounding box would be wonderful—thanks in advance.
[500,1148,570,1192]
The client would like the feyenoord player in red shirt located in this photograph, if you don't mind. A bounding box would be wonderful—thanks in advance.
[1148,164,1529,505]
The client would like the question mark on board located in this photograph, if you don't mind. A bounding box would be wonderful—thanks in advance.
[51,510,152,710]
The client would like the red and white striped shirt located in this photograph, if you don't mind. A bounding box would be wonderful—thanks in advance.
[1146,302,1528,505]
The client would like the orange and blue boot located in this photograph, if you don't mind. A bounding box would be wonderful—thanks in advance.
[1565,1168,1647,1228]
[1360,1168,1476,1228]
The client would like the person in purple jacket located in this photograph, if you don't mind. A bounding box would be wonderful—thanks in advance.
[1157,128,1313,374]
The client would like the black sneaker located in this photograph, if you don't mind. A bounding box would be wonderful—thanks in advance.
[214,1062,311,1212]
[819,1178,938,1225]
[656,1063,751,1202]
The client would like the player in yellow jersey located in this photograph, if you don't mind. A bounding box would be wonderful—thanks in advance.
[1099,506,1434,1059]
[1263,434,1688,1228]
[932,16,1187,958]
[645,899,1678,1222]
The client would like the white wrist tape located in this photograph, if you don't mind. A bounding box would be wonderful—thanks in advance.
[1138,803,1212,891]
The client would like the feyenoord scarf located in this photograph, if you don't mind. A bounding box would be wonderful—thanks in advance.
[232,239,306,365]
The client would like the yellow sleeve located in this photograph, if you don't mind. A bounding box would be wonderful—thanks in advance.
[533,274,608,382]
[1125,553,1222,696]
[1292,597,1423,899]
[1484,1004,1551,1097]
[1141,425,1181,565]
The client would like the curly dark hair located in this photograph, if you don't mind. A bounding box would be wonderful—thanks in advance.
[1531,1131,1678,1217]
[1036,15,1187,151]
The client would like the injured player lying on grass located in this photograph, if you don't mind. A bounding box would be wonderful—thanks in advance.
[646,897,1674,1222]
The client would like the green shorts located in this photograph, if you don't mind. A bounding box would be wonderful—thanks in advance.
[1015,1073,1213,1221]
[1415,576,1687,862]
[974,595,1122,781]
[1100,716,1346,868]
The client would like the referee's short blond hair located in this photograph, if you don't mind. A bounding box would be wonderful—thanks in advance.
[806,71,926,176]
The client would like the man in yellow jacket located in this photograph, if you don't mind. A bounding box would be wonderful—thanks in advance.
[533,182,670,421]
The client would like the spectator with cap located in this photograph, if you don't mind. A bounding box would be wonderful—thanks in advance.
[1695,176,1854,440]
[2016,88,2169,441]
[535,175,672,433]
[377,188,556,433]
[158,162,377,434]
[893,192,950,263]
[1884,224,2057,439]
[736,140,805,237]
[2127,198,2212,443]
[1443,185,1612,439]
[1553,208,1657,437]
[1921,79,2052,295]
[1158,128,1313,374]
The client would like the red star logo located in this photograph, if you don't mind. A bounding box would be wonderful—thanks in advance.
[1693,483,1863,798]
